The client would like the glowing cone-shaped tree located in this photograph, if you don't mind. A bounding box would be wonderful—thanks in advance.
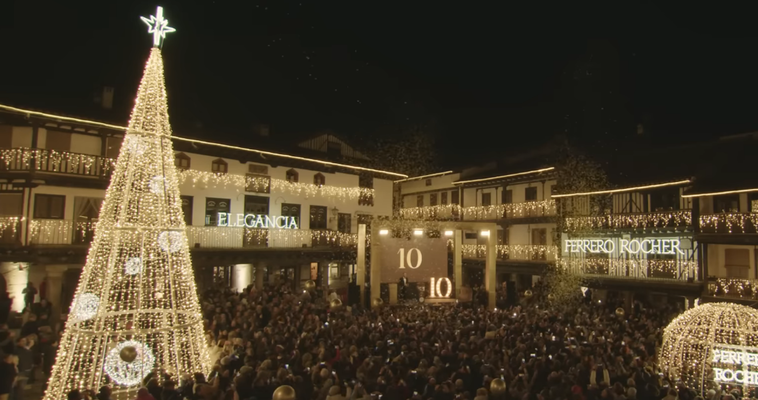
[44,8,210,400]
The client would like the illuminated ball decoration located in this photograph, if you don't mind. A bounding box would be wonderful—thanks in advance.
[330,298,343,309]
[71,293,100,322]
[524,290,533,298]
[273,385,296,400]
[124,257,142,275]
[372,298,384,308]
[304,280,316,291]
[124,135,148,156]
[615,307,625,317]
[158,231,184,253]
[490,378,506,395]
[659,303,758,393]
[148,176,165,194]
[104,340,156,387]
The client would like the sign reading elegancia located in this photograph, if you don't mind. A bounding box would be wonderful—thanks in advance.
[564,238,685,255]
[713,346,758,385]
[217,212,299,229]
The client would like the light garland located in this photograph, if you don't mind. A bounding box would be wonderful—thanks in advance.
[185,226,358,249]
[44,47,210,400]
[398,200,556,220]
[709,278,758,298]
[27,219,96,245]
[104,340,156,387]
[461,244,558,260]
[564,211,692,232]
[149,176,166,194]
[700,213,758,234]
[176,169,374,201]
[0,147,115,177]
[70,293,99,322]
[0,216,23,238]
[558,258,698,281]
[660,303,758,392]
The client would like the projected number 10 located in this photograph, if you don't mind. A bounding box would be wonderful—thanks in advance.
[398,247,422,269]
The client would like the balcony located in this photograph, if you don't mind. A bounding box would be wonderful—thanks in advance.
[564,210,692,232]
[0,217,22,244]
[399,200,556,221]
[0,148,115,178]
[558,258,699,282]
[708,277,758,299]
[461,244,558,262]
[700,213,758,234]
[186,227,358,249]
[27,219,96,245]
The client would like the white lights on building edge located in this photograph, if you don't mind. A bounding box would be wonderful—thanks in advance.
[104,340,157,387]
[124,257,143,275]
[71,293,99,322]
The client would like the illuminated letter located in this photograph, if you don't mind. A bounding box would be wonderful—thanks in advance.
[620,239,630,254]
[671,239,685,255]
[236,213,245,227]
[564,241,571,253]
[288,217,298,229]
[650,239,661,254]
[264,216,274,229]
[254,215,264,228]
[661,239,671,254]
[436,277,452,298]
[628,240,640,254]
[713,349,721,363]
[430,277,436,297]
[218,212,228,227]
[583,240,590,253]
[244,214,254,228]
[605,240,615,253]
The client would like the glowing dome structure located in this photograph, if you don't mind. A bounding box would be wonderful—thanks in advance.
[660,303,758,392]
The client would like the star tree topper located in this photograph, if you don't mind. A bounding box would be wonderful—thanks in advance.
[141,6,176,47]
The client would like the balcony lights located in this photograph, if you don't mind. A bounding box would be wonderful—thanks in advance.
[552,180,691,198]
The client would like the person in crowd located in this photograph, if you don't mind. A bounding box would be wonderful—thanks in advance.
[399,273,408,301]
[96,385,113,400]
[0,353,17,400]
[22,282,37,312]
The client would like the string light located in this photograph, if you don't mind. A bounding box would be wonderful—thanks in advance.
[660,303,758,393]
[44,47,210,400]
[185,226,358,249]
[28,220,96,245]
[176,169,374,201]
[398,200,556,220]
[564,211,691,232]
[461,244,558,260]
[104,340,156,387]
[709,278,758,298]
[700,213,758,234]
[558,258,698,281]
[0,216,23,237]
[0,148,115,177]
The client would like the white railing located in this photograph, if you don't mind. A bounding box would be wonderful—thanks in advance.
[558,258,698,282]
[460,244,558,261]
[185,226,358,249]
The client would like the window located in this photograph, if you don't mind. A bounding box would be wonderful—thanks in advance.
[502,189,513,204]
[750,192,758,212]
[281,203,301,228]
[0,125,12,148]
[245,195,269,215]
[45,130,72,152]
[417,195,424,207]
[174,153,190,170]
[481,193,491,206]
[358,173,374,206]
[211,158,228,174]
[338,213,352,233]
[248,164,268,174]
[205,198,230,226]
[34,194,66,219]
[650,187,680,211]
[246,174,271,193]
[725,248,750,279]
[525,187,538,201]
[314,173,326,186]
[715,195,740,213]
[310,206,328,230]
[451,190,459,205]
[441,192,448,205]
[180,196,193,225]
[105,137,123,159]
[430,193,438,206]
[0,193,22,216]
[286,169,299,183]
[425,178,432,186]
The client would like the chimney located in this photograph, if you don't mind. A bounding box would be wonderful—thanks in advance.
[102,87,115,110]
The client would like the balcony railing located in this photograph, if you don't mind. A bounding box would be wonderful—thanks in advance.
[0,148,115,177]
[399,200,556,221]
[558,258,699,282]
[28,219,96,245]
[564,210,692,232]
[700,213,758,234]
[461,244,558,261]
[186,227,358,249]
[708,277,758,298]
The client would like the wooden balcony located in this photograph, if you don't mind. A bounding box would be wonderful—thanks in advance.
[461,244,557,262]
[559,258,699,282]
[399,200,556,222]
[0,147,115,178]
[700,213,758,234]
[564,210,692,232]
[707,277,758,299]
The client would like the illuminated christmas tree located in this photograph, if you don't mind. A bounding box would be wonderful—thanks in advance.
[44,7,210,400]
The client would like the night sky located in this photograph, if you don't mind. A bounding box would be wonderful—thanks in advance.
[4,1,758,167]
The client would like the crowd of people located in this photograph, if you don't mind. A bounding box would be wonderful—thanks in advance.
[0,278,728,400]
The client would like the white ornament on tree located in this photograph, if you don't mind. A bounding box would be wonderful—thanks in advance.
[157,231,183,253]
[71,293,99,322]
[124,257,143,275]
[104,340,156,387]
[124,136,148,156]
[149,176,165,194]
